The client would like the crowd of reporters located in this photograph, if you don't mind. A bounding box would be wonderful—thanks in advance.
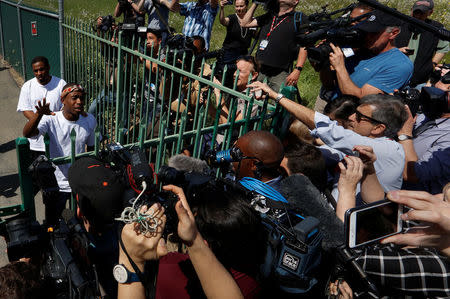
[2,0,450,298]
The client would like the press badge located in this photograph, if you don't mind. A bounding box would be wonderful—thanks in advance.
[259,39,269,50]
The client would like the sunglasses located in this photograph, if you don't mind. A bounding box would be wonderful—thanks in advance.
[355,110,386,125]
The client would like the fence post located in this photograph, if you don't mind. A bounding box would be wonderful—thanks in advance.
[115,31,124,142]
[16,0,26,78]
[58,0,64,79]
[0,2,4,58]
[15,137,36,220]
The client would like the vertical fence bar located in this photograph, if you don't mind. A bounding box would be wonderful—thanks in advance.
[15,138,35,220]
[58,0,64,79]
[16,1,26,78]
[115,31,124,141]
[70,129,76,211]
[0,2,5,58]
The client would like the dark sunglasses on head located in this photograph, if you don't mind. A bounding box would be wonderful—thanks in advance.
[355,110,386,125]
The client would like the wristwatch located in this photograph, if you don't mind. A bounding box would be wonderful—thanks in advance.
[295,66,303,71]
[275,93,284,104]
[113,264,140,284]
[397,134,413,141]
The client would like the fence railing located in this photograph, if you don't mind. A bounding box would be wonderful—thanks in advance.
[6,17,294,222]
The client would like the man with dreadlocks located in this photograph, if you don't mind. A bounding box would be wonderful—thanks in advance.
[23,83,97,225]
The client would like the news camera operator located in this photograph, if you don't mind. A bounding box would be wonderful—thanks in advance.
[240,0,308,93]
[397,74,450,194]
[115,0,143,24]
[117,184,265,298]
[68,157,128,298]
[395,0,449,87]
[317,10,413,105]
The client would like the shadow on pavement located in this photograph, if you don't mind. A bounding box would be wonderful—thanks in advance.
[0,173,20,198]
[0,140,16,154]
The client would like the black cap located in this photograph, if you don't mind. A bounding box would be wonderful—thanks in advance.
[68,157,125,230]
[356,10,402,33]
[413,0,434,13]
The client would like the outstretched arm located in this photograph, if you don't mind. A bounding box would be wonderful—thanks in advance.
[163,185,244,299]
[247,81,316,129]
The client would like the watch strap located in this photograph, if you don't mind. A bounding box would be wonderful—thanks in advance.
[127,270,140,283]
[397,134,413,141]
[275,93,284,104]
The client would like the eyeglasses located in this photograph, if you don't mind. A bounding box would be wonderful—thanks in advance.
[355,110,386,125]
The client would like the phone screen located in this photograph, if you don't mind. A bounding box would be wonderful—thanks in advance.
[347,201,402,248]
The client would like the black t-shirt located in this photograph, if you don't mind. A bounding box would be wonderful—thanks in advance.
[222,14,253,54]
[255,11,306,71]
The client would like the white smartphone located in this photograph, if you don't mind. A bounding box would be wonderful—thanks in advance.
[345,199,403,249]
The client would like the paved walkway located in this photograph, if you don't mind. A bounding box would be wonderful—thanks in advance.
[0,59,44,266]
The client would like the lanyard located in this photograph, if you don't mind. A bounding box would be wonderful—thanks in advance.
[266,16,288,39]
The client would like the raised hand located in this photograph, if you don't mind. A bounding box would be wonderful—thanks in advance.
[121,203,168,264]
[35,98,55,116]
[163,184,199,246]
[382,190,450,257]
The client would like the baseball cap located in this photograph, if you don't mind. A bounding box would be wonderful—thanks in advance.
[68,157,125,230]
[413,0,434,13]
[356,10,402,33]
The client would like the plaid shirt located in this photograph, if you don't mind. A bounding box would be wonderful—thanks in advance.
[355,244,450,298]
[179,1,218,50]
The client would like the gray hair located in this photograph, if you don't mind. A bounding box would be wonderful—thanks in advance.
[360,94,408,138]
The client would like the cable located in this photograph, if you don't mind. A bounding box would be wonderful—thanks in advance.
[115,181,159,234]
[239,177,289,203]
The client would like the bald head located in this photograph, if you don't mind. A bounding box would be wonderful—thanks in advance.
[234,131,284,180]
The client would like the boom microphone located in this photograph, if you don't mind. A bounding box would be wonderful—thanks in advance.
[279,174,344,251]
[168,154,210,173]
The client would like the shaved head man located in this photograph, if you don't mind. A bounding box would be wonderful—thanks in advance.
[233,130,284,184]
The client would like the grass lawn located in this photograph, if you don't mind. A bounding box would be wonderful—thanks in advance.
[19,0,450,107]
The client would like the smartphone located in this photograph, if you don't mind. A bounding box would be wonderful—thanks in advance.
[405,48,415,55]
[345,199,403,249]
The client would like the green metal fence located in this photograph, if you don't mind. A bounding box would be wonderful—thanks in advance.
[0,0,62,80]
[6,18,293,222]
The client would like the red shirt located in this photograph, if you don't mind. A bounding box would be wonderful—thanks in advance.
[156,252,261,299]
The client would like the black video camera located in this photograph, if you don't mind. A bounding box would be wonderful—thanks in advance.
[394,85,449,119]
[98,15,115,32]
[296,4,366,70]
[28,155,59,200]
[0,212,100,298]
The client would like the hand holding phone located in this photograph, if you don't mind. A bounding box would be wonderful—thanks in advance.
[381,190,450,256]
[345,199,403,249]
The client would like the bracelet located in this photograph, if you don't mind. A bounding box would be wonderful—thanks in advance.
[296,66,303,71]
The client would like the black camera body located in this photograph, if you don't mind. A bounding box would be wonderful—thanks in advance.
[98,15,114,32]
[0,212,99,298]
[395,85,449,119]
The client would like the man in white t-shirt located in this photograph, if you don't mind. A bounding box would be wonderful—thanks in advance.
[23,83,97,225]
[17,56,67,156]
